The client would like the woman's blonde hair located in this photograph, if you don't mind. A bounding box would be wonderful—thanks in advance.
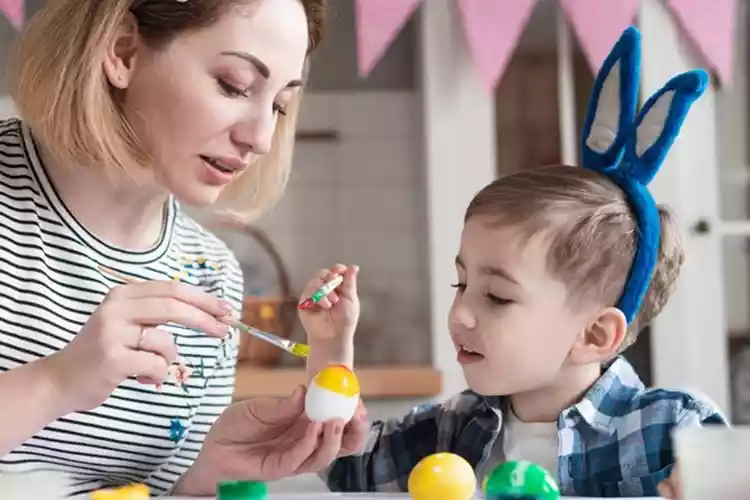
[8,0,326,221]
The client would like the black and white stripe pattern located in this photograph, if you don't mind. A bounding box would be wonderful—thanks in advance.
[0,118,244,497]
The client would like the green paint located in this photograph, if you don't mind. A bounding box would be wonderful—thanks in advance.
[217,480,268,500]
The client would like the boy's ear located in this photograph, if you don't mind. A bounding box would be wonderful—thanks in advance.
[570,307,628,364]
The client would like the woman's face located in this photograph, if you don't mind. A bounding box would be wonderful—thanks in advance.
[110,0,309,206]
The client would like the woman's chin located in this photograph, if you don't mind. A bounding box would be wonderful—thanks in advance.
[171,183,224,208]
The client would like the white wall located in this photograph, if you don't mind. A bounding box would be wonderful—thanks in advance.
[254,91,432,366]
[0,97,15,119]
[716,2,750,336]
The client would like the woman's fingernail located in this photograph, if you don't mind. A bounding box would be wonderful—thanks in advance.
[216,322,229,335]
[219,300,233,313]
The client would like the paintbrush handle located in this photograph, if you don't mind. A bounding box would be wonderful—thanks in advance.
[98,265,310,358]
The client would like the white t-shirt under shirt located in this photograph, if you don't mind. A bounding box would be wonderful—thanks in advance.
[0,118,244,497]
[480,408,560,485]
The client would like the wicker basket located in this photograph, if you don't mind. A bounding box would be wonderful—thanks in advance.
[236,226,298,366]
[205,219,298,367]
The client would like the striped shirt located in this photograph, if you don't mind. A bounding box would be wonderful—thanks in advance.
[0,118,244,497]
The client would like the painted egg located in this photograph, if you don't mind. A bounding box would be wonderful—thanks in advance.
[305,364,360,422]
[407,452,477,500]
[483,460,560,500]
[90,483,150,500]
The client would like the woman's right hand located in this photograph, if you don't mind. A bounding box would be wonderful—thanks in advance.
[44,279,234,413]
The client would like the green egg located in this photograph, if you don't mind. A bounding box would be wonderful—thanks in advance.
[484,460,560,500]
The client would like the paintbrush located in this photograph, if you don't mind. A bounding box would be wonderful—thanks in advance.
[98,266,310,359]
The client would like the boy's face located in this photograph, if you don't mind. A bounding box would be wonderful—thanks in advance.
[449,216,590,396]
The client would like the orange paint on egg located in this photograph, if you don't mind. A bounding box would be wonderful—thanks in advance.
[313,365,360,397]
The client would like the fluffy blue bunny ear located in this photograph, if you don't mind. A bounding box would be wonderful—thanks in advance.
[580,26,640,173]
[578,25,709,325]
[622,70,709,185]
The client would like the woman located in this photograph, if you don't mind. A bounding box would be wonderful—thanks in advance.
[0,0,367,496]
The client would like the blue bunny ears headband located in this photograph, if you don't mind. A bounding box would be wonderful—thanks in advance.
[580,26,707,324]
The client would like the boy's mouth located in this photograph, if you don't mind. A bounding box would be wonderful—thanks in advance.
[457,345,485,364]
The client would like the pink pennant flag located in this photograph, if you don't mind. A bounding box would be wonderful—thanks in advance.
[457,0,537,94]
[0,0,23,30]
[560,0,639,72]
[355,0,423,77]
[666,0,738,86]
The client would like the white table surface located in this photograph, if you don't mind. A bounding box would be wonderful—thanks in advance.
[166,495,663,499]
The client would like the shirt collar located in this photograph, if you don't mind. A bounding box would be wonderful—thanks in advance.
[568,355,645,434]
[478,356,644,435]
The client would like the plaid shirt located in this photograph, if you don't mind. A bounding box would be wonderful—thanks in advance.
[323,356,728,497]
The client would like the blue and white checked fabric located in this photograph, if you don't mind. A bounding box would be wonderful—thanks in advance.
[323,356,727,497]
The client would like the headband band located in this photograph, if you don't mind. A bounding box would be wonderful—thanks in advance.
[580,26,708,323]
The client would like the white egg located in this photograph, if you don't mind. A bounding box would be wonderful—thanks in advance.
[305,382,359,423]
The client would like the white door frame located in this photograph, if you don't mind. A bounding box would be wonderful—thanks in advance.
[640,0,731,414]
[419,0,497,401]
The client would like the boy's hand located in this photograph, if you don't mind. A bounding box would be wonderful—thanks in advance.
[299,264,360,342]
[658,464,682,499]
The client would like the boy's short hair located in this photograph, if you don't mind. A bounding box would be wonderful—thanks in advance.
[465,165,684,348]
[8,0,327,222]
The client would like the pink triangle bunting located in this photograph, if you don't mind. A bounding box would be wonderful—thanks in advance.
[559,0,639,73]
[665,0,738,86]
[355,0,423,77]
[457,0,538,94]
[0,0,22,31]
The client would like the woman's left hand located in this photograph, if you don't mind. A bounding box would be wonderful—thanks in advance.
[173,385,369,495]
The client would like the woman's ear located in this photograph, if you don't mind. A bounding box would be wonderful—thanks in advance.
[102,12,141,89]
[569,307,628,364]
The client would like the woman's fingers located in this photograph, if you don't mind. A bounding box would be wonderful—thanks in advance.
[129,350,170,384]
[134,327,179,365]
[107,279,234,319]
[340,404,369,456]
[295,420,345,474]
[122,297,230,338]
[274,421,326,475]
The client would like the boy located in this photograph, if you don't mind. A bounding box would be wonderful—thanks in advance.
[297,27,725,498]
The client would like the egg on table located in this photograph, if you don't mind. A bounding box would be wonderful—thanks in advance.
[407,452,477,500]
[305,364,360,422]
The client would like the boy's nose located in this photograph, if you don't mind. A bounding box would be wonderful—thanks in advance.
[449,302,477,331]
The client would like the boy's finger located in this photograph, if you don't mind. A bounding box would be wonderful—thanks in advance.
[299,269,333,305]
[331,263,347,276]
[339,265,359,299]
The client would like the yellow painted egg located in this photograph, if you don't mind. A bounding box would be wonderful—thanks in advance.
[407,452,477,500]
[90,483,150,500]
[305,364,360,422]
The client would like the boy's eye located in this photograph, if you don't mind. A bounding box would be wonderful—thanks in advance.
[486,293,513,306]
[450,283,466,293]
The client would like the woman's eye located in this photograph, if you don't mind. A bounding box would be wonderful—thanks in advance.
[218,80,247,98]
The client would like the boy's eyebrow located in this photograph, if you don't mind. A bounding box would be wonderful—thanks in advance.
[481,265,521,286]
[454,255,521,286]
